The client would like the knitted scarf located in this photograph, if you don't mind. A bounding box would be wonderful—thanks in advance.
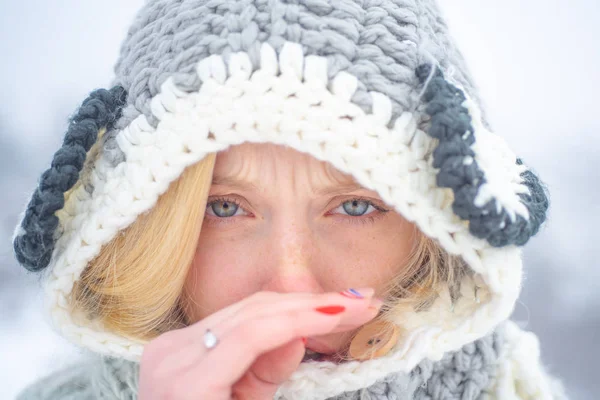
[17,330,502,400]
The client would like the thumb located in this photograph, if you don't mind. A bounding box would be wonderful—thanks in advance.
[232,338,305,399]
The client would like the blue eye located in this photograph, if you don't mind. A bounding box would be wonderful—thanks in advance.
[341,199,372,216]
[208,199,241,218]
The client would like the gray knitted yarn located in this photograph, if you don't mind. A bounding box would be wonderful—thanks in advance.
[330,331,501,400]
[16,330,503,400]
[12,0,550,271]
[16,357,138,400]
[109,0,488,132]
[100,0,547,249]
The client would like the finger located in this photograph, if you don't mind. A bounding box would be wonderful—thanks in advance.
[209,289,376,343]
[160,291,284,348]
[177,307,348,393]
[147,291,306,361]
[145,292,283,377]
[164,289,365,348]
[232,338,305,400]
[192,288,375,338]
[156,289,376,375]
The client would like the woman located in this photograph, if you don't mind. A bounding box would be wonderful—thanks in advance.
[12,0,567,399]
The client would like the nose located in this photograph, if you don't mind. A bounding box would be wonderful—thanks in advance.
[260,218,322,294]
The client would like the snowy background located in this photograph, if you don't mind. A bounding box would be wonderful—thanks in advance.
[1,1,598,398]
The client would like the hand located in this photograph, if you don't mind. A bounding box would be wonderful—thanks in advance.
[138,289,382,400]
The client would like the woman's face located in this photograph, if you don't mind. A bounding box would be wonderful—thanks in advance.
[185,142,416,356]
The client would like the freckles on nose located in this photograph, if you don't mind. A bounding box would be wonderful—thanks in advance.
[277,223,312,265]
[265,223,323,292]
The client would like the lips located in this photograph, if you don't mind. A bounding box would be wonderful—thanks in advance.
[302,338,340,363]
[301,348,342,363]
[302,349,323,362]
[304,338,335,354]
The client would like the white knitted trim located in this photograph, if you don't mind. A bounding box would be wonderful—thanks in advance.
[45,41,526,400]
[463,95,531,223]
[490,321,568,400]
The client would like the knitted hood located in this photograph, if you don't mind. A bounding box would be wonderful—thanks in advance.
[13,1,549,399]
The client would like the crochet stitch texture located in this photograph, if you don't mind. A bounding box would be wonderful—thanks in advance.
[18,329,503,400]
[11,1,561,399]
[13,87,127,272]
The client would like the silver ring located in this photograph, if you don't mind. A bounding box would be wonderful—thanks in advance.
[203,329,219,349]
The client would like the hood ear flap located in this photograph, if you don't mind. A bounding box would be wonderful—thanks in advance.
[13,86,127,272]
[416,64,549,247]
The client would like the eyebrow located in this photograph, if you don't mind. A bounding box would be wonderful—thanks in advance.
[211,176,365,196]
[313,182,365,196]
[211,176,260,192]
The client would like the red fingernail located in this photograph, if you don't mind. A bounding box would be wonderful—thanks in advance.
[315,305,346,315]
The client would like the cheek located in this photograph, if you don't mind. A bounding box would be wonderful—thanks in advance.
[184,229,263,321]
[322,220,415,290]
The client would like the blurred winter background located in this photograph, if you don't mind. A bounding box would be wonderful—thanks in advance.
[0,0,597,398]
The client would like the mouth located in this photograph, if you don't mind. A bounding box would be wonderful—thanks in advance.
[301,337,346,363]
[302,348,323,362]
[301,347,342,363]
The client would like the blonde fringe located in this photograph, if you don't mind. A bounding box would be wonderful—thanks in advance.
[68,152,467,352]
[69,154,216,341]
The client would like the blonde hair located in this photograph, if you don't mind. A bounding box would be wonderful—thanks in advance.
[69,152,467,345]
[69,154,216,341]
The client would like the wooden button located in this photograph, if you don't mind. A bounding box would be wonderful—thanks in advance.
[348,321,400,361]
